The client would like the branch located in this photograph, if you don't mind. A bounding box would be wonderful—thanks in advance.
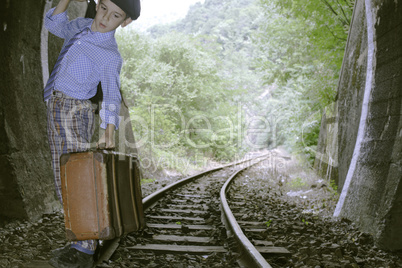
[324,24,347,42]
[335,0,351,25]
[320,0,349,26]
[320,0,339,16]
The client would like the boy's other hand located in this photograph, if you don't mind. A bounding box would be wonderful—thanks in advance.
[97,124,115,149]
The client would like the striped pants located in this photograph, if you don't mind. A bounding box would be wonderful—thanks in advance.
[46,91,97,254]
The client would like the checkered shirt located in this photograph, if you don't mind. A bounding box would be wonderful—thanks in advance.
[45,7,122,129]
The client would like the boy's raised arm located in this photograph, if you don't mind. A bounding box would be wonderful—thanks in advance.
[53,0,87,16]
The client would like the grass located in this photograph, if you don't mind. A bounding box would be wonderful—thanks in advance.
[256,148,340,218]
[141,178,156,184]
[287,177,307,188]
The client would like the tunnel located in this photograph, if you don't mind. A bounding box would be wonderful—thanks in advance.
[0,0,401,250]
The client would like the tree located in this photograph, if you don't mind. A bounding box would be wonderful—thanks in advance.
[116,29,242,163]
[251,0,352,162]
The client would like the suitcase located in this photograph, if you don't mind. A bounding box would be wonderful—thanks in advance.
[59,150,145,241]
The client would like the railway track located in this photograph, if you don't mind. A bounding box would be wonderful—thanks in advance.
[95,154,290,267]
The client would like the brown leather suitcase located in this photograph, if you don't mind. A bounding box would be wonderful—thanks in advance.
[113,153,145,234]
[60,150,144,241]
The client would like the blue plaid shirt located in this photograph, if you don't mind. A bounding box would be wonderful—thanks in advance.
[45,7,122,129]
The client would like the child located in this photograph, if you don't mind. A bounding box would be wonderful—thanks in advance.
[44,0,140,267]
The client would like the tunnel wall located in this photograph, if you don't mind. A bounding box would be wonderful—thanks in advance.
[336,0,368,192]
[333,0,402,250]
[0,0,56,220]
[0,0,87,221]
[314,102,339,184]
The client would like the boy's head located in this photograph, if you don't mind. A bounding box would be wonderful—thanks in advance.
[109,0,141,20]
[92,0,140,33]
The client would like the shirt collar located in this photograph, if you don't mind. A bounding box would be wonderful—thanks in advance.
[83,19,116,43]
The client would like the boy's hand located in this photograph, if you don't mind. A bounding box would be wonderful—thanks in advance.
[53,0,86,16]
[97,124,116,149]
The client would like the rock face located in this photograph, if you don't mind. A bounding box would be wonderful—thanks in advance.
[0,0,87,221]
[316,0,402,250]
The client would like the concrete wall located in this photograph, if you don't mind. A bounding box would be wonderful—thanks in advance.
[332,0,402,251]
[0,0,87,221]
[314,102,339,184]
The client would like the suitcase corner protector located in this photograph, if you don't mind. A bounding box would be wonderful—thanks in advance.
[100,227,115,240]
[65,229,77,241]
[60,154,71,166]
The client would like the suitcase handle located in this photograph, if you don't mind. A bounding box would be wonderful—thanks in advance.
[97,143,115,150]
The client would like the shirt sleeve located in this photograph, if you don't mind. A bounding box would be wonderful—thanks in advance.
[45,7,88,40]
[99,56,122,130]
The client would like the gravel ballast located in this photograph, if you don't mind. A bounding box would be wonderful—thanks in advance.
[0,150,401,267]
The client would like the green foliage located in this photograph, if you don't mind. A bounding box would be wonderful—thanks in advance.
[116,29,242,166]
[149,0,264,92]
[272,0,353,71]
[251,0,352,158]
[115,0,352,171]
[330,179,338,193]
[140,178,156,184]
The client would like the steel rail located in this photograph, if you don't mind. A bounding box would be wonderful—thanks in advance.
[96,153,269,267]
[142,154,268,210]
[220,157,272,268]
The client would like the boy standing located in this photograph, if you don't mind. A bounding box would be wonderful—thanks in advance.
[44,0,140,267]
